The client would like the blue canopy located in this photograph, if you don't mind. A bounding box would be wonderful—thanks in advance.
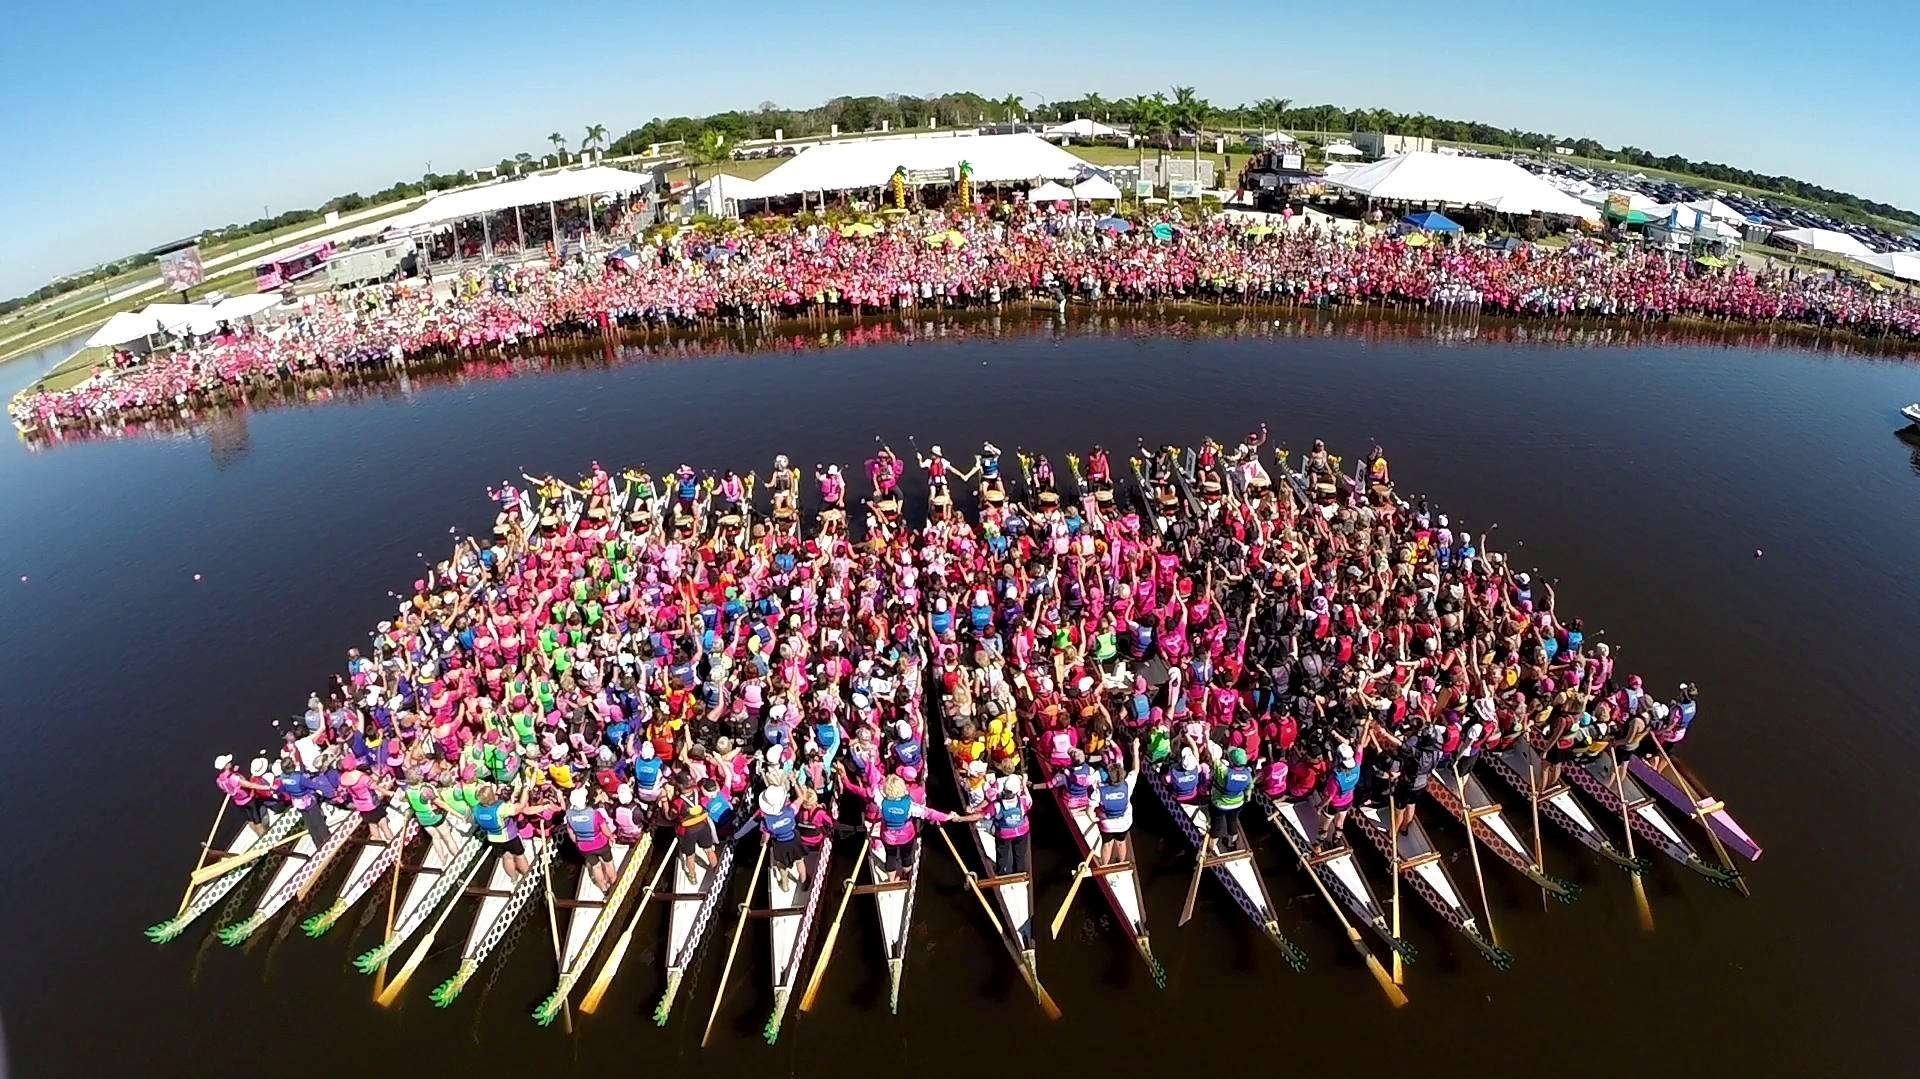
[1402,210,1461,233]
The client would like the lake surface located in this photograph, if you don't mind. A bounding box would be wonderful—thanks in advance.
[2,314,1917,1078]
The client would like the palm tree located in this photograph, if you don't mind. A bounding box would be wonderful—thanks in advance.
[684,128,727,188]
[1085,91,1107,120]
[582,123,609,159]
[513,151,533,175]
[997,93,1023,122]
[1136,93,1173,142]
[548,132,568,163]
[1259,97,1293,132]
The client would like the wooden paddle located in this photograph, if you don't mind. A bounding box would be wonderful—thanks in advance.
[1456,772,1500,948]
[1270,803,1406,1008]
[376,848,491,1007]
[701,838,767,1046]
[934,824,1061,1020]
[1527,755,1551,912]
[372,829,406,997]
[1608,747,1655,932]
[1172,811,1218,920]
[1049,856,1093,940]
[1648,738,1749,897]
[799,840,866,1013]
[185,828,305,887]
[541,848,572,1034]
[176,796,232,915]
[579,844,675,1014]
[1387,797,1403,986]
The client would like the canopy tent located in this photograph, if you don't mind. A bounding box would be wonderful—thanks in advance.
[1043,118,1123,138]
[1680,197,1751,226]
[1402,210,1461,232]
[1027,180,1075,203]
[692,172,771,202]
[382,166,654,232]
[1260,131,1300,147]
[84,309,168,348]
[1855,249,1920,282]
[141,303,205,335]
[752,134,1084,199]
[1322,141,1363,157]
[1771,226,1878,261]
[1328,152,1599,219]
[173,293,284,336]
[1071,175,1123,200]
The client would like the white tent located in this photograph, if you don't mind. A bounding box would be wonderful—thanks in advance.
[84,309,167,348]
[1855,250,1920,282]
[1681,198,1750,226]
[1044,118,1122,138]
[383,165,654,231]
[1323,141,1363,157]
[752,134,1084,199]
[1327,153,1599,219]
[1772,226,1877,261]
[1260,131,1300,147]
[692,172,771,202]
[174,293,283,336]
[141,303,205,335]
[1071,175,1123,200]
[1028,181,1075,203]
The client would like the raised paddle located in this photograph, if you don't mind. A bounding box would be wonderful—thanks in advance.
[1387,796,1404,987]
[934,824,1062,1020]
[799,841,867,1013]
[1271,803,1406,1008]
[1608,746,1655,933]
[176,796,233,915]
[1648,737,1749,898]
[701,837,767,1046]
[579,844,675,1015]
[1455,772,1501,949]
[1178,835,1212,928]
[376,847,491,1007]
[1049,856,1093,940]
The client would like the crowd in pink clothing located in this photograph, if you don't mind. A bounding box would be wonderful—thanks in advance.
[16,208,1920,433]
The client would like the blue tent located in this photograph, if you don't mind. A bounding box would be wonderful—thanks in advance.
[1402,210,1461,233]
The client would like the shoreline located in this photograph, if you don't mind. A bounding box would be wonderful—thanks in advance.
[16,300,1916,450]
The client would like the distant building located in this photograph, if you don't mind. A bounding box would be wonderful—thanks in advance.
[1553,145,1575,156]
[1351,132,1434,159]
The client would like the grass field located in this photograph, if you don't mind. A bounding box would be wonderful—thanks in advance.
[8,264,262,382]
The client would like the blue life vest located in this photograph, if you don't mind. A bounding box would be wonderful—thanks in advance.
[678,478,698,501]
[992,798,1027,837]
[705,792,732,826]
[1064,764,1094,797]
[280,772,308,799]
[633,757,664,791]
[1169,767,1202,799]
[893,737,923,767]
[1219,765,1253,797]
[814,722,841,754]
[880,795,913,829]
[982,454,1001,478]
[474,803,508,840]
[1132,623,1155,654]
[1098,781,1131,819]
[765,804,797,842]
[1672,700,1697,735]
[1131,693,1151,722]
[775,551,797,574]
[566,807,599,843]
[970,605,992,631]
[1332,764,1361,797]
[932,609,953,636]
[1566,629,1584,654]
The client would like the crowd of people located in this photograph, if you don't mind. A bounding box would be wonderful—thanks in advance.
[21,203,1920,437]
[208,433,1705,947]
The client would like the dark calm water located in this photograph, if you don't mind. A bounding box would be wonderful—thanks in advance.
[3,314,1918,1079]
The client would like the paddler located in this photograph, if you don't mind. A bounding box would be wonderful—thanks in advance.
[472,784,533,881]
[1208,745,1254,851]
[216,755,277,837]
[404,776,463,860]
[873,773,972,882]
[1093,742,1139,866]
[563,787,618,892]
[987,773,1032,877]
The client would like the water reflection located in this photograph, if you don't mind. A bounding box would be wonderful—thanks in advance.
[18,308,1920,453]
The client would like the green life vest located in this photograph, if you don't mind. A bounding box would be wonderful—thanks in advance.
[407,786,444,827]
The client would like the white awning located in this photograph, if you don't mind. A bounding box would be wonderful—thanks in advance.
[383,165,654,231]
[1854,249,1920,281]
[752,134,1083,199]
[84,310,166,347]
[1028,181,1075,202]
[1044,118,1123,138]
[1327,152,1598,219]
[1072,175,1123,200]
[1323,142,1363,157]
[1772,226,1878,260]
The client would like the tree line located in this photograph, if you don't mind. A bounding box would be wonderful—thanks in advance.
[10,88,1913,316]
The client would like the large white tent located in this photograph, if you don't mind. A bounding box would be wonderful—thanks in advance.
[1044,118,1123,138]
[751,134,1084,199]
[1027,180,1075,203]
[1260,131,1300,147]
[383,165,654,232]
[1322,141,1364,157]
[173,293,284,336]
[1326,153,1598,219]
[1771,226,1878,261]
[1855,249,1920,282]
[84,309,167,348]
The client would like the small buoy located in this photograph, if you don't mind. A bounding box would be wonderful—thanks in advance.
[18,575,26,583]
[1754,549,1763,558]
[193,573,202,581]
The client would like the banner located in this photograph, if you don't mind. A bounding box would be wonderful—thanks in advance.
[159,246,205,291]
[905,167,954,185]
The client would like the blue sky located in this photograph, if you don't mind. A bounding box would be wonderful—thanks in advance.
[1,0,1916,297]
